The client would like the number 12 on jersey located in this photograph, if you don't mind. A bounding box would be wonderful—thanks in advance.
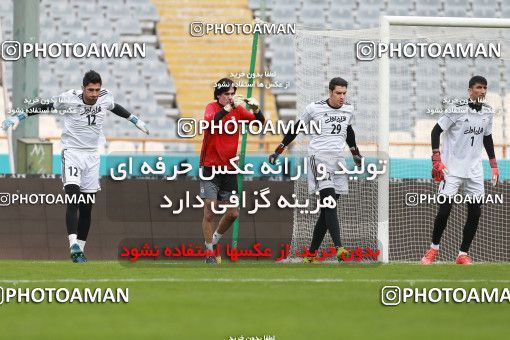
[87,114,96,126]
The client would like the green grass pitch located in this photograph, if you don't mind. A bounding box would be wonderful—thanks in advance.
[0,261,509,339]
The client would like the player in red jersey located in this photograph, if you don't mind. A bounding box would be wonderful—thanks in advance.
[200,78,265,263]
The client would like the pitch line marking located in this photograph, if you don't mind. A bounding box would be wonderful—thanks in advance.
[1,278,509,284]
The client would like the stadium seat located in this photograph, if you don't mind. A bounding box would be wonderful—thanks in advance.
[76,2,99,20]
[386,0,411,16]
[270,7,297,22]
[473,0,498,17]
[87,20,110,37]
[0,1,177,150]
[248,0,261,9]
[330,0,356,7]
[115,14,142,35]
[271,0,299,10]
[415,0,440,16]
[0,0,12,13]
[413,119,436,143]
[131,2,159,21]
[474,59,502,92]
[130,0,152,5]
[356,7,382,28]
[4,0,509,160]
[1,14,13,38]
[444,0,470,17]
[102,0,125,9]
[109,59,133,78]
[299,8,326,28]
[304,0,328,9]
[106,141,138,154]
[329,8,355,29]
[49,1,68,19]
[150,73,176,94]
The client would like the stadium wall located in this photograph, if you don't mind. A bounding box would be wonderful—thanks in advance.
[1,177,508,261]
[0,178,293,260]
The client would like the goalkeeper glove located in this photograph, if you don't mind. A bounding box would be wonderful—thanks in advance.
[244,97,260,113]
[232,95,245,108]
[128,114,149,135]
[1,112,27,131]
[269,143,285,165]
[431,151,448,182]
[350,146,362,168]
[490,158,499,187]
[223,104,233,112]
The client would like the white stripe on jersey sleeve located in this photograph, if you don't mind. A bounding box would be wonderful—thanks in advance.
[99,88,115,111]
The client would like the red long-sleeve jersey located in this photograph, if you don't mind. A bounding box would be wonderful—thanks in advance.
[199,101,257,169]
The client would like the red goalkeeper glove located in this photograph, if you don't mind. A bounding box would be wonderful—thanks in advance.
[269,143,285,165]
[490,158,499,187]
[431,151,448,182]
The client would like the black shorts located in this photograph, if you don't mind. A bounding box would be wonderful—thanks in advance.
[199,166,238,201]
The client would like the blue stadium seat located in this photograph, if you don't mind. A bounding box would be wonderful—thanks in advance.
[270,0,299,10]
[115,14,142,35]
[473,0,497,17]
[444,0,470,17]
[357,7,381,28]
[415,0,440,16]
[270,7,297,23]
[76,2,97,20]
[129,2,159,21]
[329,0,355,7]
[329,8,355,29]
[386,0,411,16]
[299,8,327,28]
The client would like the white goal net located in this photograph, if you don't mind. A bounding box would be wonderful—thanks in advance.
[287,19,510,262]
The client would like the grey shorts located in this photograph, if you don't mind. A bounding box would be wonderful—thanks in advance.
[199,167,238,201]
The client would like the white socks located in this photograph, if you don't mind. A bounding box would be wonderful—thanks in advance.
[205,242,213,251]
[68,234,77,247]
[69,235,86,251]
[431,243,439,250]
[212,230,223,245]
[77,239,86,251]
[459,251,468,256]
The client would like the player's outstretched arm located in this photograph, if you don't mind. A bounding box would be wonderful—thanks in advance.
[268,122,299,165]
[346,125,362,167]
[110,103,149,135]
[1,102,54,131]
[431,123,448,182]
[483,134,499,186]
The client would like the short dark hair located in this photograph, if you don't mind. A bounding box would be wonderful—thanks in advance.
[83,70,102,87]
[469,75,487,88]
[329,77,348,91]
[214,78,236,100]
